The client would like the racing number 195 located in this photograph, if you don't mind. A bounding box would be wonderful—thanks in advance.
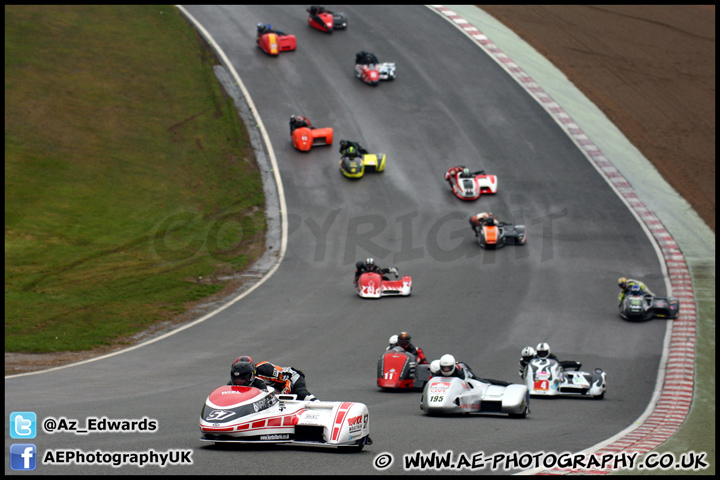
[430,395,444,402]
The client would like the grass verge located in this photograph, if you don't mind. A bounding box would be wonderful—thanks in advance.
[5,5,265,354]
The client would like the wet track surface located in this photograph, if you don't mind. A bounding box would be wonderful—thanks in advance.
[4,6,671,475]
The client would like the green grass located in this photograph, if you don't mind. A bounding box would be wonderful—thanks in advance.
[5,5,265,353]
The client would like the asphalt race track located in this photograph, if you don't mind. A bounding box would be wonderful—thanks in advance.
[5,6,672,475]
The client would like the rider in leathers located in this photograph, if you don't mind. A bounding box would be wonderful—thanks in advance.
[391,332,429,365]
[228,356,270,389]
[257,23,286,40]
[255,361,317,401]
[354,258,398,284]
[433,354,509,386]
[519,343,582,374]
[289,115,311,134]
[339,139,368,158]
[617,277,655,307]
[518,346,536,377]
[469,212,499,234]
[355,51,379,65]
[445,166,486,185]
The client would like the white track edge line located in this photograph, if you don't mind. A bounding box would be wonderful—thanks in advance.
[5,5,288,379]
[425,5,683,474]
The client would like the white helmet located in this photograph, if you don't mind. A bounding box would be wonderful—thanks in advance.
[521,346,536,359]
[439,354,456,376]
[388,334,398,345]
[536,343,551,358]
[430,359,441,375]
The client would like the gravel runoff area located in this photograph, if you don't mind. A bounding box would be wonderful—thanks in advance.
[480,5,714,232]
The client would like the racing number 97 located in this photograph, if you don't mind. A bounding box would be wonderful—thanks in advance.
[206,410,234,421]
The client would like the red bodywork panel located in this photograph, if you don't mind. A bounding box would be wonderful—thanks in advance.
[309,12,334,32]
[258,33,296,56]
[378,351,415,388]
[291,126,333,151]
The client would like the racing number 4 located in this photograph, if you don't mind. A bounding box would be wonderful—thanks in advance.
[534,380,549,391]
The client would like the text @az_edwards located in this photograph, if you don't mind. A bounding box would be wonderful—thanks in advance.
[42,416,157,434]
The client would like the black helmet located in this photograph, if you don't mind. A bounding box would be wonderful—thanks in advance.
[231,360,256,386]
[365,258,375,267]
[397,332,411,348]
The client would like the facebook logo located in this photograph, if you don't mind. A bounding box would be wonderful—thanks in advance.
[10,411,37,439]
[10,444,37,471]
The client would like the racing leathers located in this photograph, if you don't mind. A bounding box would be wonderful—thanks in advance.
[339,140,368,158]
[432,360,510,386]
[355,51,379,65]
[445,165,486,184]
[618,279,655,307]
[354,260,397,284]
[432,360,473,379]
[257,23,286,39]
[386,342,428,365]
[255,361,316,401]
[289,115,311,134]
[469,212,499,233]
[518,350,536,377]
[227,377,269,390]
[307,5,328,16]
[520,353,582,376]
